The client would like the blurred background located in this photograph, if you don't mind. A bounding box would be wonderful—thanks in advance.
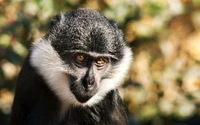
[1,0,200,125]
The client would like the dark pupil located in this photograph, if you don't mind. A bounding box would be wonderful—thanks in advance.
[77,55,85,62]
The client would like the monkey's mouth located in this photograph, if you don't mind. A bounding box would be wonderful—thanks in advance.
[70,83,98,103]
[74,92,94,103]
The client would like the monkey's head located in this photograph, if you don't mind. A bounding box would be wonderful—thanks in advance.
[30,8,132,107]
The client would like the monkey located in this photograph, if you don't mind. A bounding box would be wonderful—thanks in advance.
[11,8,132,125]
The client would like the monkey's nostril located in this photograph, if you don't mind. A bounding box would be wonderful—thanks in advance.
[82,75,95,91]
[82,78,95,91]
[87,82,95,90]
[83,82,94,91]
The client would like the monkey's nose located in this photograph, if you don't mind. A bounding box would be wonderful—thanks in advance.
[82,78,95,91]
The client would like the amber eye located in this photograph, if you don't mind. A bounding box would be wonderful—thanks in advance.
[96,58,105,65]
[76,55,85,62]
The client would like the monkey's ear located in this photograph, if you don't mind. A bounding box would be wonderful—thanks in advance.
[48,14,61,29]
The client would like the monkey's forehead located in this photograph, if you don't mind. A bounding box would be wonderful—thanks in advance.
[46,8,125,58]
[50,36,124,59]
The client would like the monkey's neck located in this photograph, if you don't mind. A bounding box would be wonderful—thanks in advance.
[61,90,128,125]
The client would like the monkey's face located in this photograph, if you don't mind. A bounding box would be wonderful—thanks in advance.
[30,8,132,107]
[61,52,111,103]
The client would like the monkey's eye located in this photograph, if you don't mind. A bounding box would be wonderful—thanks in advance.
[76,55,85,62]
[95,57,108,69]
[75,54,87,64]
[96,58,105,65]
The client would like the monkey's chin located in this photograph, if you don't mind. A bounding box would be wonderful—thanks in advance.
[75,94,93,103]
[70,83,98,103]
[70,86,98,103]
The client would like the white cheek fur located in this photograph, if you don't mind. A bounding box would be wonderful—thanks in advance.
[30,39,81,109]
[30,38,132,108]
[84,47,133,106]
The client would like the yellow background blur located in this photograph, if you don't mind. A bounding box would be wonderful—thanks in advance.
[1,0,200,125]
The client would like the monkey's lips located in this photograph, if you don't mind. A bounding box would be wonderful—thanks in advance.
[73,90,98,103]
[75,93,93,103]
[70,84,98,103]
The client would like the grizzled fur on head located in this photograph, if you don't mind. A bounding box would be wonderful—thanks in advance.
[11,8,132,125]
[45,8,125,59]
[30,8,132,108]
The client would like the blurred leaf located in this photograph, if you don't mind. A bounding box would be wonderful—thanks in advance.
[1,60,19,80]
[12,41,28,57]
[0,34,11,48]
[140,104,158,120]
[0,89,14,114]
[192,0,200,4]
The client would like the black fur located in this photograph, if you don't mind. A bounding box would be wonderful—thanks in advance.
[11,56,128,125]
[11,56,61,125]
[11,8,129,125]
